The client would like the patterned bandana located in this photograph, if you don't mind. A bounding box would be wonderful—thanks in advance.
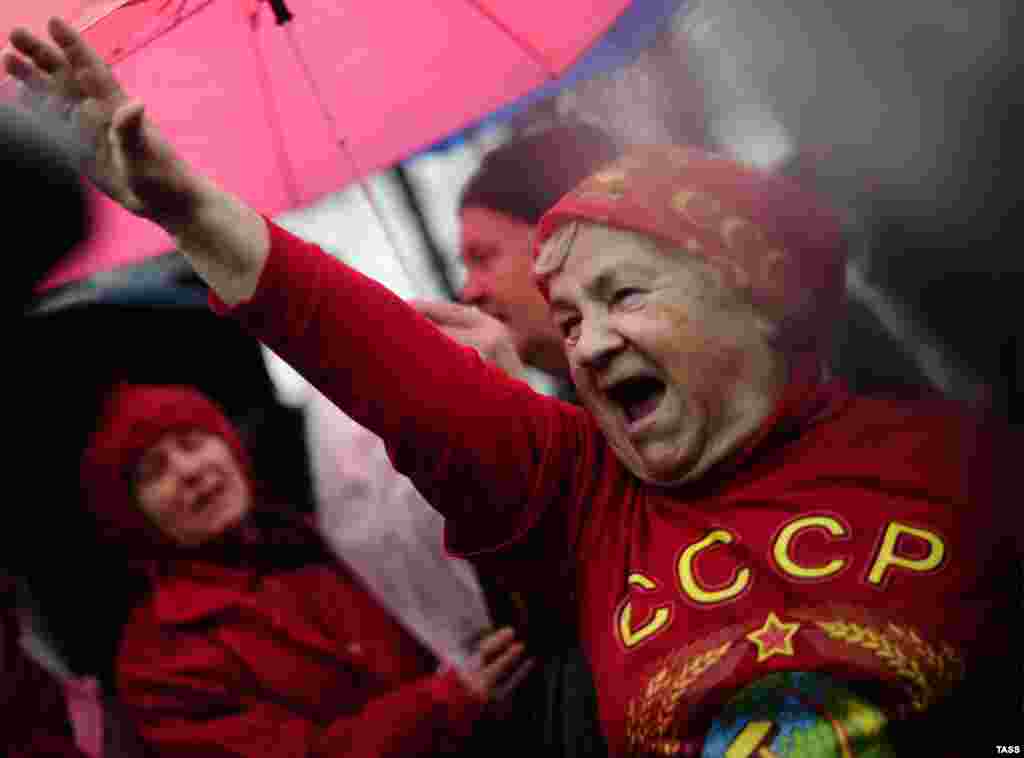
[533,145,847,353]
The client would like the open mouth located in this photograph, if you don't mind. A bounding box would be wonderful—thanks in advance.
[606,376,666,425]
[187,483,223,515]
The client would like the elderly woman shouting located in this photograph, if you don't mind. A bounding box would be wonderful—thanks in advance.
[8,18,1018,758]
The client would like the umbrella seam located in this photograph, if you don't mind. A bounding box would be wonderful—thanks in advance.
[107,0,216,65]
[461,0,557,78]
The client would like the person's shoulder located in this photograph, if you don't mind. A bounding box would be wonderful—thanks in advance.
[828,382,988,437]
[802,381,1010,482]
[116,579,235,693]
[119,563,247,656]
[826,383,1014,490]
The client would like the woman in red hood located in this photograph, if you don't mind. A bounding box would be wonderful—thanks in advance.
[78,383,528,758]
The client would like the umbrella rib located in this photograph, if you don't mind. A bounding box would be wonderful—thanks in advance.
[278,23,427,297]
[107,0,215,65]
[246,21,302,208]
[461,0,558,78]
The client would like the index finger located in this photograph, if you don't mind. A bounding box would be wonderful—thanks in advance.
[8,26,68,75]
[48,17,106,71]
[47,17,124,100]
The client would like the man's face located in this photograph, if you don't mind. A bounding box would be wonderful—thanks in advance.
[133,429,252,547]
[459,206,567,375]
[546,223,785,484]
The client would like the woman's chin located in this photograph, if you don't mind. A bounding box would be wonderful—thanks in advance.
[624,434,708,486]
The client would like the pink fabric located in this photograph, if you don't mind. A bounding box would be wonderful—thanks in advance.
[1,1,133,61]
[1,575,89,758]
[63,677,103,758]
[5,0,630,290]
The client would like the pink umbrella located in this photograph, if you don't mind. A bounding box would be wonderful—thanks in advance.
[1,1,144,62]
[2,0,631,290]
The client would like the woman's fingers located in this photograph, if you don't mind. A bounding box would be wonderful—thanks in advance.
[7,27,66,75]
[49,17,102,70]
[411,299,483,329]
[491,656,536,701]
[458,627,531,701]
[48,18,122,100]
[111,100,146,148]
[476,628,526,685]
[485,640,526,678]
[3,52,50,91]
[476,626,517,662]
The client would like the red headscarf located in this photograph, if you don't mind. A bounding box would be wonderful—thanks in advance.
[533,145,847,354]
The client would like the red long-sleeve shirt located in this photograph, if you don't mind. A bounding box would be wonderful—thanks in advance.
[212,219,1020,756]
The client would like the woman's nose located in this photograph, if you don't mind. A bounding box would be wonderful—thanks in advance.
[575,316,625,369]
[167,448,203,481]
[460,271,489,305]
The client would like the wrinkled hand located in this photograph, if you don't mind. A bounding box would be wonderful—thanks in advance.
[458,627,533,705]
[411,300,526,378]
[4,18,199,228]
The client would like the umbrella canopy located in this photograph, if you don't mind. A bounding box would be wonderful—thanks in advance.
[2,0,633,290]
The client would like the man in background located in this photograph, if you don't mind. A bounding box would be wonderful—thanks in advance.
[415,121,621,757]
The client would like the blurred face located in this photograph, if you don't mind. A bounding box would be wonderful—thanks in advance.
[459,206,567,375]
[546,223,786,485]
[132,429,252,547]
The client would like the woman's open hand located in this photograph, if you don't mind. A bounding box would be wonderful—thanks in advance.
[459,627,534,705]
[4,18,200,228]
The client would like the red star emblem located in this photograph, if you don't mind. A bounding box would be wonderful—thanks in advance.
[746,612,801,662]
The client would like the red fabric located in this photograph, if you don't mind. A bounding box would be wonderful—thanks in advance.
[116,557,484,758]
[534,145,847,353]
[80,383,252,553]
[1,576,88,758]
[210,220,1020,756]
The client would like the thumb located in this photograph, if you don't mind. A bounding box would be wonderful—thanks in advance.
[411,299,482,328]
[111,99,147,154]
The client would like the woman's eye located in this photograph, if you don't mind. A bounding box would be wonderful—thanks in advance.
[135,456,164,485]
[180,431,205,451]
[612,288,645,308]
[560,317,581,343]
[464,247,493,269]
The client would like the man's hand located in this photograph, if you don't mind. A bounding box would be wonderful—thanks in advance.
[411,300,526,378]
[458,627,533,705]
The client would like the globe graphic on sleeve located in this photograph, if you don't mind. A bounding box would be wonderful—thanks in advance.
[701,671,898,758]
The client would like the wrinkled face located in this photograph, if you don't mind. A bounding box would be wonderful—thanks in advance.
[546,223,786,484]
[133,429,252,547]
[459,206,567,375]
